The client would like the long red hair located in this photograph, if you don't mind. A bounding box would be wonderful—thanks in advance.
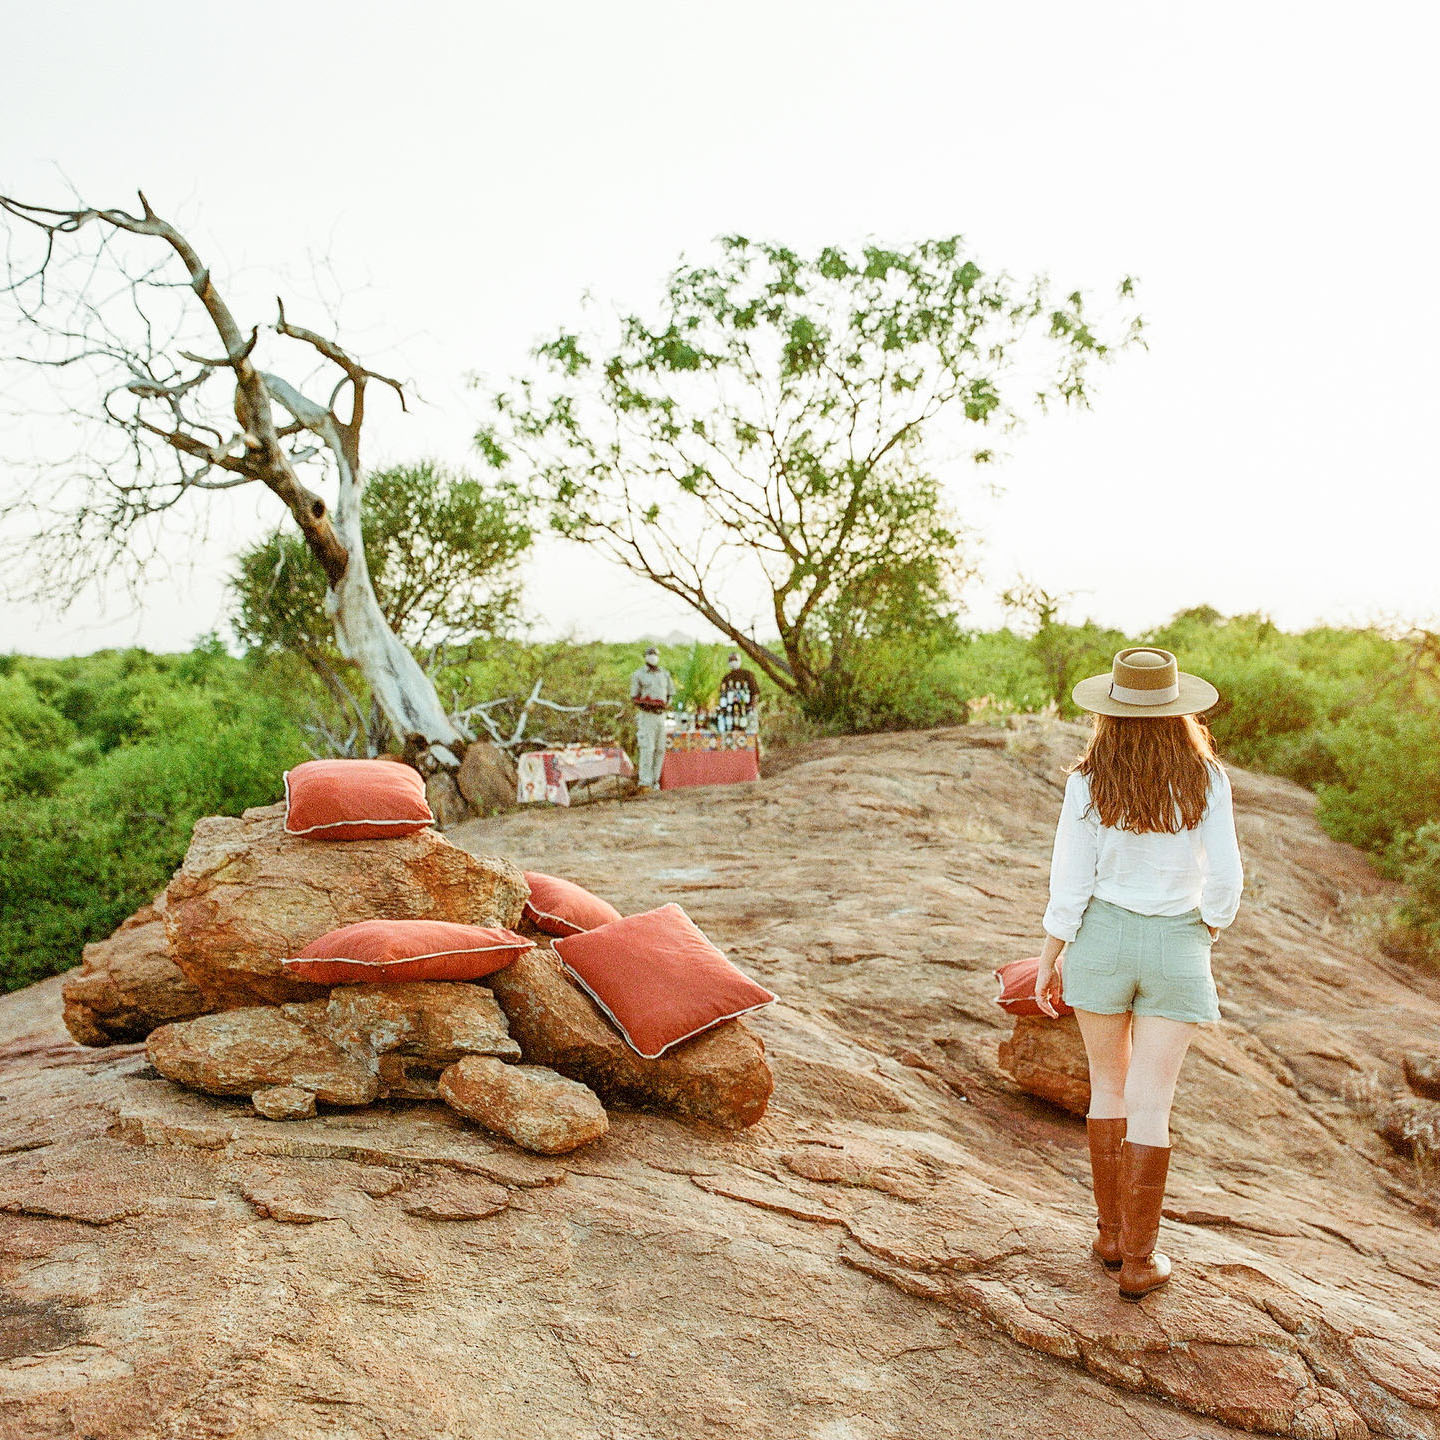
[1071,713,1219,833]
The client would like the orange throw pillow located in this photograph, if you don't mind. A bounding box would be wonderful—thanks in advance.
[523,872,623,937]
[281,920,533,984]
[552,903,776,1058]
[993,955,1074,1018]
[283,758,434,841]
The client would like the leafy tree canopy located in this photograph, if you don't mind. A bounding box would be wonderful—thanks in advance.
[474,235,1142,718]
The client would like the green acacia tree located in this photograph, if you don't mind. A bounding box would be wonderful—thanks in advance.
[474,236,1142,720]
[232,460,532,750]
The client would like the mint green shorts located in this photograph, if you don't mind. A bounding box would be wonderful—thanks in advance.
[1062,897,1221,1024]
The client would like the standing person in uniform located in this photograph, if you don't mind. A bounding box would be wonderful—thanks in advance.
[1033,648,1243,1302]
[629,645,674,793]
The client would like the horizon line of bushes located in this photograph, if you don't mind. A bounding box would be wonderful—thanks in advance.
[1,607,1436,993]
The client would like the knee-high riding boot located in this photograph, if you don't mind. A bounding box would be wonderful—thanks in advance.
[1085,1118,1125,1271]
[1117,1140,1173,1301]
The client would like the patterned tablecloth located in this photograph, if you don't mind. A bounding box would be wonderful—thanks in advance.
[517,746,636,806]
[660,731,760,790]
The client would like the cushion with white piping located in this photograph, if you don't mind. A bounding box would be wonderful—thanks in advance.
[522,872,622,936]
[993,955,1074,1017]
[552,903,776,1058]
[280,919,533,985]
[283,758,433,841]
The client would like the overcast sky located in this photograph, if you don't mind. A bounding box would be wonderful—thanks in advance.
[2,0,1435,657]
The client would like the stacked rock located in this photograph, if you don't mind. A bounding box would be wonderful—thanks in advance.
[63,801,772,1154]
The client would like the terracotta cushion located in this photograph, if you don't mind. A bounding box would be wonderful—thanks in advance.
[281,919,533,984]
[522,872,623,937]
[993,955,1074,1018]
[283,758,434,841]
[553,903,776,1058]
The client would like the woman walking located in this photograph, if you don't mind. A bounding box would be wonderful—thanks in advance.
[1033,647,1243,1301]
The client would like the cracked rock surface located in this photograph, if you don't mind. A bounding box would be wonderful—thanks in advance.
[4,722,1440,1439]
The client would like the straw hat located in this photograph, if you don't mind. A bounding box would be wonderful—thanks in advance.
[1071,647,1218,717]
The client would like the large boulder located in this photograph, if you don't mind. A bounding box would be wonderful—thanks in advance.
[440,1055,609,1154]
[148,982,524,1115]
[146,1008,379,1107]
[61,897,208,1046]
[425,771,472,830]
[487,945,773,1129]
[456,742,519,814]
[163,802,529,1008]
[284,981,520,1098]
[997,1013,1090,1116]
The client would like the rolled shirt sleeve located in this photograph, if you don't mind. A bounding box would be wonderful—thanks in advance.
[1198,766,1244,929]
[1043,772,1099,942]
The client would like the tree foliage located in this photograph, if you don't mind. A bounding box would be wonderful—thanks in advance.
[475,235,1142,720]
[232,460,532,657]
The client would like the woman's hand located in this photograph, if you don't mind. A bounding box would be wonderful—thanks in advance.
[1034,933,1067,1019]
[1207,923,1219,940]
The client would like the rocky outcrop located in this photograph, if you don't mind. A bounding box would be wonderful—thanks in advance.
[424,770,471,829]
[288,981,521,1070]
[488,944,773,1129]
[9,723,1440,1440]
[440,1055,609,1153]
[61,897,207,1045]
[997,1012,1091,1115]
[163,801,528,1008]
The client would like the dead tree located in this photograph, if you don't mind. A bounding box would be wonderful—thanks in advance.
[0,190,465,766]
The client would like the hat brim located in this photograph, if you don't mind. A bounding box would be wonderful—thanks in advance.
[1071,671,1219,718]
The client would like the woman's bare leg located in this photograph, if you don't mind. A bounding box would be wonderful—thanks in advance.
[1123,1015,1195,1146]
[1074,1009,1132,1119]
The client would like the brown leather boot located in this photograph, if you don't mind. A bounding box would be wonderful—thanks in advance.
[1085,1118,1126,1271]
[1117,1141,1173,1301]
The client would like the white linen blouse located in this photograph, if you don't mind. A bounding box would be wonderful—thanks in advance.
[1042,765,1244,943]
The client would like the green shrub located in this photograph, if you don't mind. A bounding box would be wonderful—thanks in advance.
[1254,729,1343,790]
[1202,659,1326,764]
[0,672,77,798]
[1314,704,1440,865]
[1396,822,1440,943]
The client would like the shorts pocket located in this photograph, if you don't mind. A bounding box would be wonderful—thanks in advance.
[1067,906,1121,975]
[1161,926,1213,981]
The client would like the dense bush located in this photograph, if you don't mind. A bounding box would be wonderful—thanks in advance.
[0,649,307,991]
[1316,704,1440,865]
[1397,822,1440,942]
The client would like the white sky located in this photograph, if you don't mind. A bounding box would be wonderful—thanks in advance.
[2,0,1436,657]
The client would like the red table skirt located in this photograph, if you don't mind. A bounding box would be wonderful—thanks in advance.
[660,745,760,790]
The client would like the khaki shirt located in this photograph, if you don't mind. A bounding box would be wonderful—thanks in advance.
[629,665,674,706]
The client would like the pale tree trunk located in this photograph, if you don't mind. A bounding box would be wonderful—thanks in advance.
[263,372,464,764]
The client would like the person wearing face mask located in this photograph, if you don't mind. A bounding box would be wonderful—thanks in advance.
[719,652,760,731]
[629,645,675,792]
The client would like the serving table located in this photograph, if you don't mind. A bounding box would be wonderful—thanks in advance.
[659,730,761,791]
[517,745,635,806]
